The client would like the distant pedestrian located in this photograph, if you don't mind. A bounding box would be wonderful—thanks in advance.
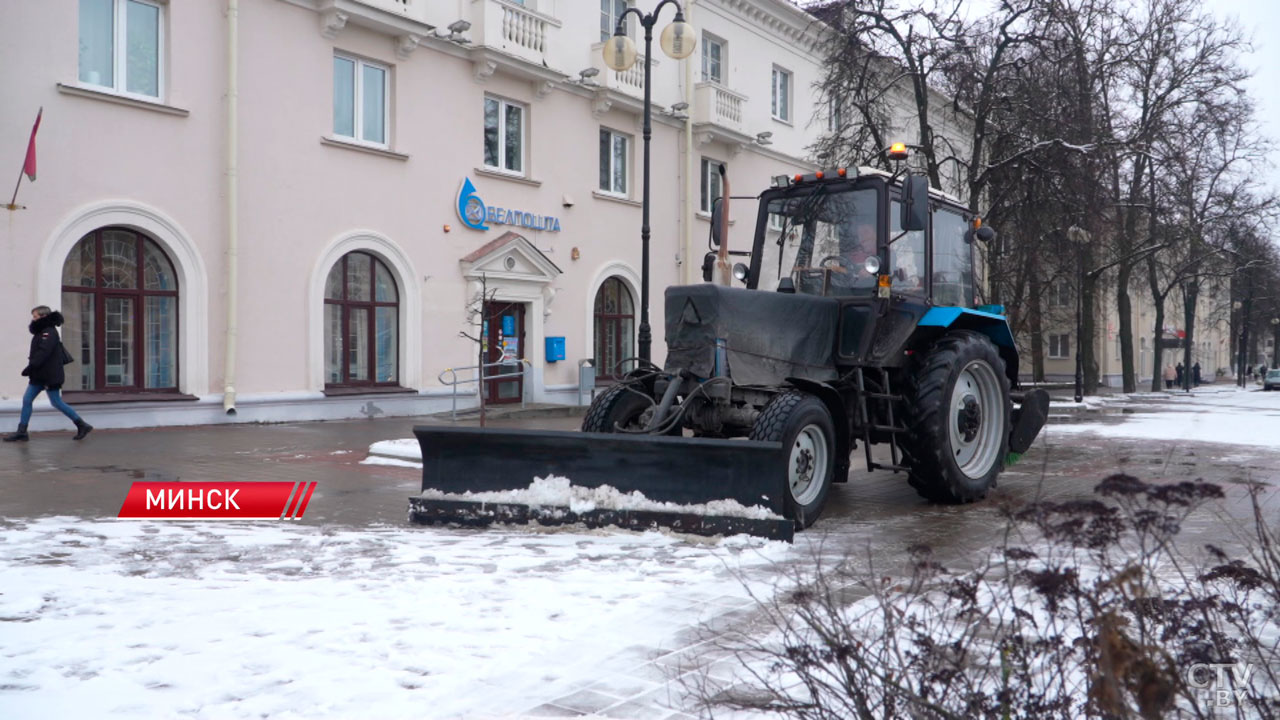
[1163,364,1175,389]
[1176,362,1185,388]
[4,306,92,442]
[1192,362,1201,386]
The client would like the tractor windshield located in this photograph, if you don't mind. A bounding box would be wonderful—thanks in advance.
[756,187,880,297]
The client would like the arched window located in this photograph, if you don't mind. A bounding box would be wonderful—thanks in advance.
[593,277,634,380]
[324,251,398,387]
[60,228,179,392]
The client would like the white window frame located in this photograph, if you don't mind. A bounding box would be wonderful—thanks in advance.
[333,54,390,149]
[1048,333,1071,359]
[700,157,725,214]
[771,66,792,123]
[768,212,784,231]
[78,0,166,101]
[827,96,842,133]
[702,33,725,84]
[600,0,633,42]
[599,127,630,197]
[484,95,527,176]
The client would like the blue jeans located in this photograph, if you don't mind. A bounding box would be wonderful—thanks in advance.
[19,382,83,426]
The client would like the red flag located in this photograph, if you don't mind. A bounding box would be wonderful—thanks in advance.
[22,108,42,182]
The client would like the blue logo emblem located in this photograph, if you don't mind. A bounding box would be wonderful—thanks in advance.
[457,177,488,230]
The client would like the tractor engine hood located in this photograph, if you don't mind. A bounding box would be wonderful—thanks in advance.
[664,284,840,385]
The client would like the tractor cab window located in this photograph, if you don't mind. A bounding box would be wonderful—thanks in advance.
[757,187,879,297]
[932,208,974,308]
[889,200,926,293]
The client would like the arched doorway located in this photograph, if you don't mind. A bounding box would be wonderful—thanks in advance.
[60,227,179,392]
[593,276,635,381]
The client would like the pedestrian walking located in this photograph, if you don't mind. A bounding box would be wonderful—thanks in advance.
[1176,362,1185,388]
[4,306,92,442]
[1163,364,1175,389]
[1192,362,1201,387]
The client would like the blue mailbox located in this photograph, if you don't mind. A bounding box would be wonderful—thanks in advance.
[545,336,566,363]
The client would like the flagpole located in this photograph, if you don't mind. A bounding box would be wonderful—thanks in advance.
[7,166,24,210]
[9,106,41,211]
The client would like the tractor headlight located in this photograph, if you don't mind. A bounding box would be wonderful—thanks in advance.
[863,255,882,274]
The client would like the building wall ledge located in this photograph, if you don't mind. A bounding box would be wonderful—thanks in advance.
[57,82,190,117]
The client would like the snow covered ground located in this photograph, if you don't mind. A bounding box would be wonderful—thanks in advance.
[1047,386,1280,450]
[0,519,790,719]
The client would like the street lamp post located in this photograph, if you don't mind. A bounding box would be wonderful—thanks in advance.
[1271,317,1279,368]
[603,1,696,364]
[1233,300,1245,388]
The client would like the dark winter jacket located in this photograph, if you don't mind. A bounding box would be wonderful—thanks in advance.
[23,312,66,389]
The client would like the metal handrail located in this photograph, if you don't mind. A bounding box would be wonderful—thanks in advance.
[438,358,532,420]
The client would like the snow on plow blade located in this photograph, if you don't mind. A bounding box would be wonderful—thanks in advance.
[407,426,793,541]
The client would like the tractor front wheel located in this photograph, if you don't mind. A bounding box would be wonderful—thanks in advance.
[750,390,836,528]
[901,331,1011,504]
[581,383,653,433]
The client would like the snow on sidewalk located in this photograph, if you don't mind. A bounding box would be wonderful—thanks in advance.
[0,518,790,719]
[1047,386,1280,451]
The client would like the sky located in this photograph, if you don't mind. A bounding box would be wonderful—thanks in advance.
[1203,0,1280,202]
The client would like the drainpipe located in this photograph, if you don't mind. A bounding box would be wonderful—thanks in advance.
[223,0,239,415]
[681,0,697,284]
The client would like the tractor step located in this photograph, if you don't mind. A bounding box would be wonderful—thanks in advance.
[871,424,906,433]
[868,462,910,472]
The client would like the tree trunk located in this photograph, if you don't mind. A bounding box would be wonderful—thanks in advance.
[1117,263,1136,392]
[1181,280,1198,392]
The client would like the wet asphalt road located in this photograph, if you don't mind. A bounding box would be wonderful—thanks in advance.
[1,393,1276,565]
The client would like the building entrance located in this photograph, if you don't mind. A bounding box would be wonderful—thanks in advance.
[483,301,525,404]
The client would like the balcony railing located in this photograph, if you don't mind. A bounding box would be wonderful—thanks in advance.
[694,82,746,133]
[473,0,561,66]
[589,45,651,98]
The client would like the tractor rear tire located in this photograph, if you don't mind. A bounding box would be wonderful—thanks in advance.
[582,383,654,433]
[750,390,836,528]
[901,331,1010,504]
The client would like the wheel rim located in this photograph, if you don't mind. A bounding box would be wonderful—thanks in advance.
[789,423,829,505]
[948,360,1003,479]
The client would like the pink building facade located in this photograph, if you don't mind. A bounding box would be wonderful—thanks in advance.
[0,0,830,429]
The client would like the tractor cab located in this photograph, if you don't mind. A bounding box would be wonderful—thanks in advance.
[748,169,976,308]
[733,168,980,368]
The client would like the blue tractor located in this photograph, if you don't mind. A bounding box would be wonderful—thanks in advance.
[410,165,1049,540]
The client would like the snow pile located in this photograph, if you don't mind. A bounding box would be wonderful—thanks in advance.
[418,475,783,520]
[367,438,422,461]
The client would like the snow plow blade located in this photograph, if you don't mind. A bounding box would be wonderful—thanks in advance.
[407,426,793,541]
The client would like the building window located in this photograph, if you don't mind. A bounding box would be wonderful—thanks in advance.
[827,97,842,132]
[324,252,399,387]
[700,158,725,213]
[60,228,178,392]
[600,0,629,42]
[702,33,725,84]
[484,96,525,175]
[771,66,791,122]
[598,128,629,196]
[78,0,164,99]
[1048,281,1071,308]
[1049,333,1071,359]
[594,277,635,380]
[333,54,389,146]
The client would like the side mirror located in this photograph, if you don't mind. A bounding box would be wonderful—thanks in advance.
[701,251,716,282]
[900,174,929,232]
[973,226,996,244]
[708,197,723,248]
